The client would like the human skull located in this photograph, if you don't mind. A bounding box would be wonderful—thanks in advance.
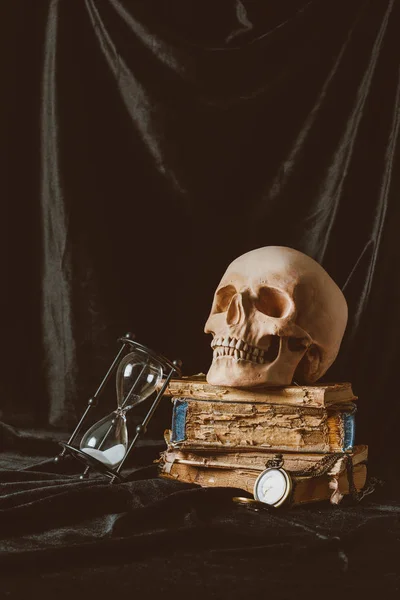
[204,247,347,387]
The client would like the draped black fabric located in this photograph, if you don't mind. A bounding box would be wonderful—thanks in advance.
[2,0,400,594]
[0,427,398,598]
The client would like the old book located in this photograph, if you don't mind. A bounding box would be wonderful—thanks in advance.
[160,445,368,475]
[161,375,356,408]
[159,446,368,506]
[170,397,356,453]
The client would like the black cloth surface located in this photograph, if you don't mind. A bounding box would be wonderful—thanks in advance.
[0,424,399,598]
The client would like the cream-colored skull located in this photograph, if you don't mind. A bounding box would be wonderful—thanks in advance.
[204,246,347,387]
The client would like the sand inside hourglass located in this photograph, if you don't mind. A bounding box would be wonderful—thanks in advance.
[81,445,126,467]
[80,409,129,467]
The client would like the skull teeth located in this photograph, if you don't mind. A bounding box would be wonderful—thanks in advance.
[211,336,266,364]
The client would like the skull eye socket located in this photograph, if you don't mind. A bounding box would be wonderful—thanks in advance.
[213,285,236,313]
[255,286,291,318]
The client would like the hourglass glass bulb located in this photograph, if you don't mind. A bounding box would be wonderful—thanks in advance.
[80,410,128,467]
[116,351,163,410]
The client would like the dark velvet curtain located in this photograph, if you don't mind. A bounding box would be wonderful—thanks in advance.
[3,0,400,470]
[2,1,400,595]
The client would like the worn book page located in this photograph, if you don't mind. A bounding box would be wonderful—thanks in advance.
[159,461,367,505]
[160,445,368,475]
[175,399,352,452]
[161,377,356,407]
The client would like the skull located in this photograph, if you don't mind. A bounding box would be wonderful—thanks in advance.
[204,247,347,387]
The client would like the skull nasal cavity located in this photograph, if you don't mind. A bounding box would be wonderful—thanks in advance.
[226,293,244,326]
[255,286,291,318]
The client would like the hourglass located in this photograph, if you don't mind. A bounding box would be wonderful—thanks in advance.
[58,334,181,482]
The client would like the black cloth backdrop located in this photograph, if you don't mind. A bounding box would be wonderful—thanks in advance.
[2,0,400,596]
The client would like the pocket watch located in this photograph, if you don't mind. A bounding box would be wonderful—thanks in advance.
[253,466,292,507]
[232,456,292,509]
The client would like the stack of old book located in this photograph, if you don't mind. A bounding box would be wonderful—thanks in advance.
[158,376,368,507]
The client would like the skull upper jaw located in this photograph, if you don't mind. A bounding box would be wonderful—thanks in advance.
[206,351,304,388]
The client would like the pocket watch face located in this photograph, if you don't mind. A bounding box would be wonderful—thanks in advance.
[253,468,292,507]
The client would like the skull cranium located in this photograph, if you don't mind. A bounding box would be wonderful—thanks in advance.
[204,246,347,387]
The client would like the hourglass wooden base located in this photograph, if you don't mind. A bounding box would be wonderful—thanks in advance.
[59,443,124,481]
